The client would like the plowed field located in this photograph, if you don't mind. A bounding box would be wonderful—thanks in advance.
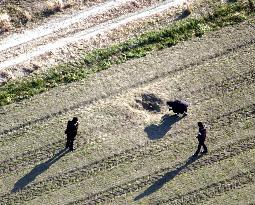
[0,17,254,205]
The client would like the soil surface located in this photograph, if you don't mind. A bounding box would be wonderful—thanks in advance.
[0,21,254,204]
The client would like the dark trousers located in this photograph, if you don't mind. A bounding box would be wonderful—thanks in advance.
[66,135,74,150]
[195,141,207,155]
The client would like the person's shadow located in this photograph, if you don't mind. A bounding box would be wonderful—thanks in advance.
[144,114,185,140]
[134,155,202,201]
[12,148,68,193]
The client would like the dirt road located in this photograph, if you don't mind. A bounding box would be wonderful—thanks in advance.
[0,0,189,82]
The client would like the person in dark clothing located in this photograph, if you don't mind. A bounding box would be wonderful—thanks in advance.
[193,122,208,157]
[166,100,188,115]
[65,117,79,151]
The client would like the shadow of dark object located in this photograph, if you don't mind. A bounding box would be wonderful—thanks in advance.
[136,93,163,113]
[41,7,62,18]
[134,155,203,201]
[12,148,68,193]
[176,9,191,20]
[144,114,184,140]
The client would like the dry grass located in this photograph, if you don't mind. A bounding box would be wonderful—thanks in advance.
[0,34,254,204]
[0,13,12,31]
[183,1,192,15]
[2,5,33,27]
[0,0,72,33]
[46,0,65,12]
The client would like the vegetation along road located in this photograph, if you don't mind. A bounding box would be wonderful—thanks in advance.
[0,0,254,204]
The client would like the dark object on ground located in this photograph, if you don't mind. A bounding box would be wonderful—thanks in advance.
[136,93,163,112]
[193,122,208,157]
[166,100,188,115]
[65,117,79,151]
[176,8,191,20]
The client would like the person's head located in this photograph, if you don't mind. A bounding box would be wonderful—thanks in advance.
[198,122,203,127]
[72,117,78,123]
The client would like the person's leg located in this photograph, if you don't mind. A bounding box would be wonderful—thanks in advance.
[69,135,76,151]
[194,143,202,156]
[183,106,188,115]
[69,140,74,151]
[202,142,208,153]
[66,136,70,149]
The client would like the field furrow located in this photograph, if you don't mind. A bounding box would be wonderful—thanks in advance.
[0,105,254,204]
[1,30,254,136]
[198,182,255,205]
[0,103,254,176]
[65,136,255,205]
[158,169,255,205]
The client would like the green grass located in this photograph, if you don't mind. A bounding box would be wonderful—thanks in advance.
[0,1,254,106]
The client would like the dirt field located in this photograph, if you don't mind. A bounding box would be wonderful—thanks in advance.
[0,18,255,205]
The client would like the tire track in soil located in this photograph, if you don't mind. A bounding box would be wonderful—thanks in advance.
[0,38,254,136]
[0,71,254,176]
[0,73,254,176]
[0,105,254,205]
[157,170,255,205]
[177,69,255,106]
[67,135,255,205]
[0,139,64,174]
[1,59,254,144]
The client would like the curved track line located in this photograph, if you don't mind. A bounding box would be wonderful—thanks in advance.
[66,136,255,205]
[0,105,254,205]
[157,170,255,204]
[1,38,254,136]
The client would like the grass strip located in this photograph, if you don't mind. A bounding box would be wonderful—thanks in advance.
[0,1,254,106]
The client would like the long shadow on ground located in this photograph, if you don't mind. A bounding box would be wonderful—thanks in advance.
[144,114,185,140]
[134,155,203,201]
[12,148,68,193]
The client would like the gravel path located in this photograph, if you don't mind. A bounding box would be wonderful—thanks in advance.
[0,0,131,52]
[0,0,189,81]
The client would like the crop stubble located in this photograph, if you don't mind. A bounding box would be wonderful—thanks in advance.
[156,170,255,205]
[1,36,254,137]
[0,19,254,205]
[64,135,255,205]
[0,101,254,204]
[0,67,254,174]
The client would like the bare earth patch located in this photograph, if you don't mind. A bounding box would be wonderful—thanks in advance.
[0,21,254,204]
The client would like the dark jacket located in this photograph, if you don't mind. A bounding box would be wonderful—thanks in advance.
[197,127,206,142]
[65,120,78,137]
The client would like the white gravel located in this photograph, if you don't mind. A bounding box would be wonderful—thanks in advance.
[0,0,188,79]
[0,0,131,52]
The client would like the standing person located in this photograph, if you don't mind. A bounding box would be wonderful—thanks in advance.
[193,122,208,157]
[65,117,79,151]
